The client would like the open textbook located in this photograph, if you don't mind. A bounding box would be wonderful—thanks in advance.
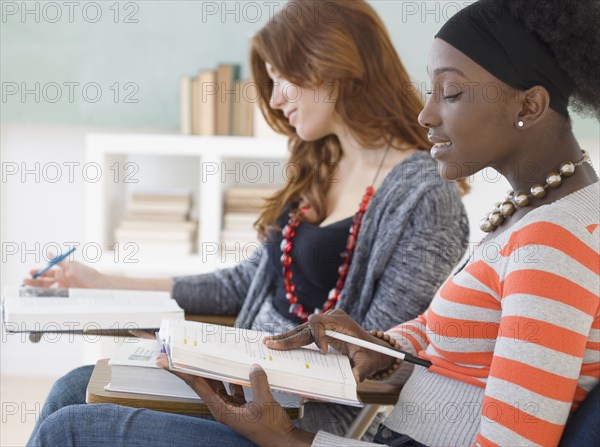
[106,339,304,408]
[2,287,184,333]
[159,319,361,406]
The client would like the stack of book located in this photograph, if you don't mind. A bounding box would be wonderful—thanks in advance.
[221,186,278,251]
[114,189,197,256]
[179,64,257,137]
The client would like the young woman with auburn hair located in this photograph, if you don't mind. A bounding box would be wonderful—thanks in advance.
[26,0,468,444]
[250,0,469,236]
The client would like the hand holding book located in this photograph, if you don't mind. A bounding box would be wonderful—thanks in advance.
[154,312,411,447]
[156,354,316,447]
[264,309,410,383]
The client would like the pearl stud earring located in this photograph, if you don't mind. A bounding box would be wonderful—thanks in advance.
[517,120,524,128]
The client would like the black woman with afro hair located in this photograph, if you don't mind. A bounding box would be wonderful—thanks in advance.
[29,1,600,447]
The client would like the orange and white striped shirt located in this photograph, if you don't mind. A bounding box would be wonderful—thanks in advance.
[383,183,600,446]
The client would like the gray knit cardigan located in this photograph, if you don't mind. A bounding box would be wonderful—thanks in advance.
[173,150,469,333]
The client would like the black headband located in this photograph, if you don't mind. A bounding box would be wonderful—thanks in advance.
[435,0,573,116]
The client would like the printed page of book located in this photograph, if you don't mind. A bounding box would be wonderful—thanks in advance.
[160,319,360,405]
[109,338,166,368]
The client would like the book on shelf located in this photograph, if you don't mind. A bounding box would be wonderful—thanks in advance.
[118,219,197,232]
[123,214,190,222]
[179,76,193,135]
[181,63,260,136]
[224,186,277,212]
[2,288,184,333]
[190,77,200,135]
[115,228,195,243]
[106,338,304,409]
[216,64,240,136]
[231,79,255,137]
[194,70,217,136]
[128,241,196,257]
[128,189,192,218]
[159,319,361,406]
[225,186,278,199]
[223,212,259,231]
[115,189,197,256]
[128,202,190,217]
[221,186,278,252]
[224,203,267,214]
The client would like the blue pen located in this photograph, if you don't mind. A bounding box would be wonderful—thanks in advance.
[32,247,77,279]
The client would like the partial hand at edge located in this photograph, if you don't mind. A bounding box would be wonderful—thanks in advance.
[156,354,315,447]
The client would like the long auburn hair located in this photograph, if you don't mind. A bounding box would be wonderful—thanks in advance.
[251,0,465,240]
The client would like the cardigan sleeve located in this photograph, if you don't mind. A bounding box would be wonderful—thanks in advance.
[360,181,469,332]
[171,247,263,316]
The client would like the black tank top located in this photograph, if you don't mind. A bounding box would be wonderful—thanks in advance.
[266,208,352,323]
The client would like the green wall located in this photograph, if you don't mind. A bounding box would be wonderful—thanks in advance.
[1,0,598,138]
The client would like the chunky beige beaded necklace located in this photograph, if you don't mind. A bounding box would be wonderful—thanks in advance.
[480,149,592,233]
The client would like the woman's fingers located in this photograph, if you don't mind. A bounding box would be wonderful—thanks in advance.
[350,350,376,383]
[248,365,275,404]
[307,315,331,354]
[155,352,170,369]
[24,268,59,287]
[22,278,57,288]
[265,322,309,341]
[264,311,354,354]
[28,269,57,279]
[264,324,314,350]
[156,354,226,397]
[156,353,231,418]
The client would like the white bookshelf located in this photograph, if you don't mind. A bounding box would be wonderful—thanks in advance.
[84,133,288,277]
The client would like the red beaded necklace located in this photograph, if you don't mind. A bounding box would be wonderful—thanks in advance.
[280,146,390,321]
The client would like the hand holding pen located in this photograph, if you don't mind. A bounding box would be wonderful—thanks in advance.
[22,247,84,288]
[264,309,429,383]
[33,247,77,279]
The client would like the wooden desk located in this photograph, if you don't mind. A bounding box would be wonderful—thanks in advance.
[357,380,401,406]
[184,314,236,327]
[28,314,237,343]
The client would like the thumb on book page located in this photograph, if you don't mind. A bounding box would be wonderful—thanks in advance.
[249,364,274,403]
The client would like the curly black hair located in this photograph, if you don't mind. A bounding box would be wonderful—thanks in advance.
[505,0,600,119]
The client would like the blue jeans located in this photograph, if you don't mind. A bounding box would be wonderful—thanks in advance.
[373,425,428,447]
[28,403,258,447]
[29,365,94,443]
[559,382,600,447]
[29,364,376,443]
